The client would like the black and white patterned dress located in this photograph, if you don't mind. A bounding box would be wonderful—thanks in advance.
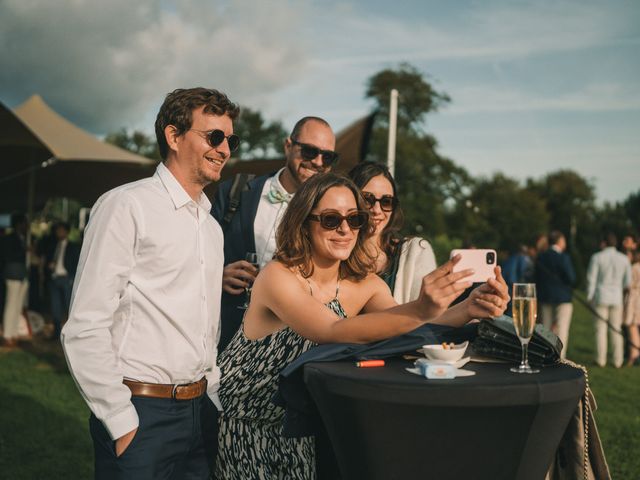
[215,281,346,480]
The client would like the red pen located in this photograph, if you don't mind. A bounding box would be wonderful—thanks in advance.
[355,359,385,368]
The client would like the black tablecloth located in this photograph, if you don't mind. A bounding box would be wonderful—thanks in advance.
[304,359,585,480]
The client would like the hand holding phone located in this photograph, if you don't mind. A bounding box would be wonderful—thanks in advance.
[450,249,497,284]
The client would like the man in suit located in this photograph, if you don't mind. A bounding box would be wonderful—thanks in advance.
[587,232,632,367]
[212,116,337,351]
[535,231,576,359]
[1,213,29,348]
[46,221,80,339]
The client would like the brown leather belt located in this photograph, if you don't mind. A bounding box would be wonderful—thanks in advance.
[123,377,207,401]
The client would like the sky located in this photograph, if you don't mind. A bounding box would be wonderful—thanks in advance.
[1,0,639,204]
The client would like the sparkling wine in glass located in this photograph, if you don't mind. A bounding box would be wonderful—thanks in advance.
[510,283,540,374]
[238,252,260,310]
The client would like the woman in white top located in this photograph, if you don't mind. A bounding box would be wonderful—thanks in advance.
[349,161,437,303]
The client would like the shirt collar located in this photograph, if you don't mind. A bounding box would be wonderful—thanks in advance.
[272,168,290,195]
[155,162,212,212]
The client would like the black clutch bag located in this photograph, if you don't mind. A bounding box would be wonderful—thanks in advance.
[473,316,562,367]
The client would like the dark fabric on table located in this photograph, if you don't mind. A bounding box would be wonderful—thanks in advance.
[474,317,563,366]
[305,359,585,480]
[274,322,479,437]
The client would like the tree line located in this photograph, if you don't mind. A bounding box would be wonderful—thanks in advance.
[106,63,640,283]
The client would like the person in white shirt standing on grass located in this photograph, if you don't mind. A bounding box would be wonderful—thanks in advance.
[62,87,240,479]
[587,232,632,368]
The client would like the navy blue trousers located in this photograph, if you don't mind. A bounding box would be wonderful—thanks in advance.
[90,394,218,480]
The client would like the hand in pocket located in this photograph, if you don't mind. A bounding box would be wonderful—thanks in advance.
[115,427,138,457]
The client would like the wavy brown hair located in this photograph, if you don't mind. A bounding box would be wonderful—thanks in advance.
[154,87,240,160]
[348,161,405,259]
[275,173,375,280]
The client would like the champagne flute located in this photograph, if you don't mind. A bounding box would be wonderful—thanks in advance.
[238,252,259,310]
[510,283,540,374]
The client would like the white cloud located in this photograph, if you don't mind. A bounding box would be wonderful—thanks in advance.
[0,0,309,133]
[310,0,635,66]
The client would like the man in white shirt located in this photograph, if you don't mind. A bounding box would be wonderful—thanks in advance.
[62,87,239,479]
[586,232,632,368]
[212,117,337,351]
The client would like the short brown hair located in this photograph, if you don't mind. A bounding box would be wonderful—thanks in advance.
[275,173,375,280]
[154,87,240,159]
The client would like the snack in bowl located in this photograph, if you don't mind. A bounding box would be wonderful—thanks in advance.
[421,341,469,362]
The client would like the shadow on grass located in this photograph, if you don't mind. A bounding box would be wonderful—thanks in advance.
[0,386,93,479]
[15,337,70,375]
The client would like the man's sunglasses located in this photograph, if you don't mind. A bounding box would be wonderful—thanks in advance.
[362,192,397,212]
[308,210,369,230]
[190,129,240,152]
[292,140,339,167]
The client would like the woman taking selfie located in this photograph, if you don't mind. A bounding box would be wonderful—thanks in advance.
[215,173,508,479]
[350,161,436,303]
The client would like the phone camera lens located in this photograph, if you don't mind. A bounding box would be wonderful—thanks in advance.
[486,252,495,264]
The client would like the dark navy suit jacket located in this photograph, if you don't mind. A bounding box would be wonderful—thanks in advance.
[211,173,273,351]
[534,248,576,304]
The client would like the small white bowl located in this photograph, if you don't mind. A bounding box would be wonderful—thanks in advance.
[421,341,469,362]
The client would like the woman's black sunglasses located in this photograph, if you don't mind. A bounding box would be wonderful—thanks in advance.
[292,140,339,167]
[362,192,397,212]
[190,129,240,152]
[308,211,369,230]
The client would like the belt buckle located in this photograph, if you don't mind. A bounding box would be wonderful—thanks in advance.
[171,383,184,400]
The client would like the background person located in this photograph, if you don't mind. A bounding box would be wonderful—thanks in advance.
[212,116,338,351]
[45,221,80,339]
[624,250,640,366]
[1,213,29,348]
[348,161,436,303]
[62,87,238,479]
[215,173,509,479]
[535,231,576,359]
[587,232,632,368]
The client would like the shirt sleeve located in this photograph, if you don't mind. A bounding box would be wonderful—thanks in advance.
[61,190,142,440]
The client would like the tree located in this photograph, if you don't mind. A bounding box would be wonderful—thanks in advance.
[366,62,450,135]
[104,129,161,161]
[623,189,640,234]
[450,173,549,253]
[233,107,288,160]
[105,107,287,162]
[364,63,472,240]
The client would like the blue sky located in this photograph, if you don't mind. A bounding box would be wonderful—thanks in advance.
[1,0,638,203]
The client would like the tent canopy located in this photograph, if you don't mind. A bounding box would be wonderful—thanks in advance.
[0,95,156,213]
[10,95,154,165]
[1,95,375,214]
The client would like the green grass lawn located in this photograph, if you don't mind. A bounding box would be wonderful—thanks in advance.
[1,302,639,479]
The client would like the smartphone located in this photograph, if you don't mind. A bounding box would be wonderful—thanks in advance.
[450,249,497,283]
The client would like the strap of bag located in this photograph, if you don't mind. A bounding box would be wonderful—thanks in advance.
[222,173,255,227]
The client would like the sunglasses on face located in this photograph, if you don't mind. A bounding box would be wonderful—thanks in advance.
[291,140,339,167]
[362,192,397,212]
[190,129,240,152]
[308,210,369,230]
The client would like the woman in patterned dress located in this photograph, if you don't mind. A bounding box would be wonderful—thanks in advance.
[215,173,509,479]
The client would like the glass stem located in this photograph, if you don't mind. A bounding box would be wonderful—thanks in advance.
[521,342,529,367]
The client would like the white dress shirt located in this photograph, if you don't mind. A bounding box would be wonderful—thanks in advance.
[62,163,223,440]
[253,168,292,267]
[587,246,632,306]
